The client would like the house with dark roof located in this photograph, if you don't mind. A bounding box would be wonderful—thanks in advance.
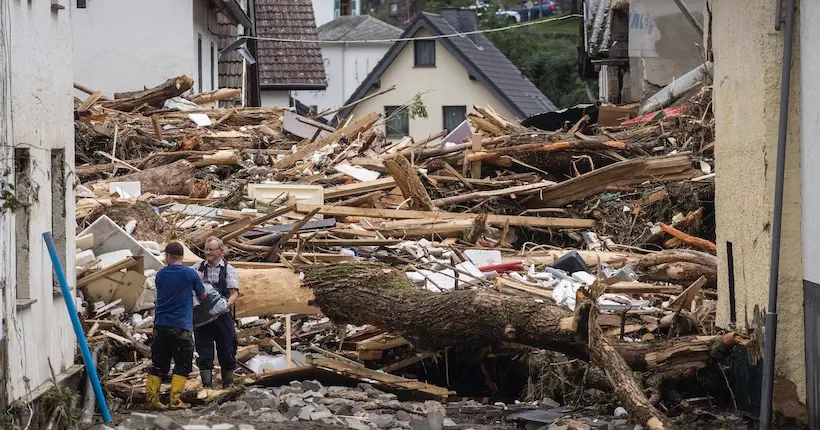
[340,9,556,141]
[256,0,328,107]
[72,0,252,99]
[292,15,402,116]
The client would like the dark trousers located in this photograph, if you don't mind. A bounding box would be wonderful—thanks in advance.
[149,326,194,377]
[194,312,237,371]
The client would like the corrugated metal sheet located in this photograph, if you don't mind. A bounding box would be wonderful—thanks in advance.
[805,280,820,429]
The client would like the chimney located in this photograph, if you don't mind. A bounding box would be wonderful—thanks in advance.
[441,8,477,32]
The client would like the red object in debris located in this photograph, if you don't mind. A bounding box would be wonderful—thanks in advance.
[478,261,523,274]
[620,105,688,127]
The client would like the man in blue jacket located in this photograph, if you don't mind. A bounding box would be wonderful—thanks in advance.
[146,242,206,410]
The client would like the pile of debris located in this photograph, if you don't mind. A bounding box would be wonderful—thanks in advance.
[70,75,741,429]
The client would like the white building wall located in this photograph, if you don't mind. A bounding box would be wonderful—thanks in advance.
[261,91,292,108]
[313,0,336,27]
[801,0,820,287]
[4,0,77,401]
[312,0,361,27]
[293,43,392,117]
[193,0,221,94]
[348,30,516,141]
[72,0,195,97]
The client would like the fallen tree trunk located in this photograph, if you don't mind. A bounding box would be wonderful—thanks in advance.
[85,159,196,196]
[587,301,678,430]
[188,88,241,105]
[302,263,744,371]
[101,75,194,112]
[235,269,320,318]
[636,250,717,286]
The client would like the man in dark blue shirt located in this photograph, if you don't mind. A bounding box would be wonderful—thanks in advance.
[145,242,206,410]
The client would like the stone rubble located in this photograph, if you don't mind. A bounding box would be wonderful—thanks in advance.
[113,381,458,430]
[113,379,723,430]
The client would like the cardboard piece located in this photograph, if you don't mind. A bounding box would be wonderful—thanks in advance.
[85,270,148,313]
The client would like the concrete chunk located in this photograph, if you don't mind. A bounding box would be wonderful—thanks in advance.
[346,417,373,430]
[153,414,182,429]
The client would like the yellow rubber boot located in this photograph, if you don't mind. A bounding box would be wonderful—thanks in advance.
[169,374,191,410]
[145,375,167,410]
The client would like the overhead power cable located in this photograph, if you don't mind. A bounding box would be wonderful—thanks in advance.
[238,14,581,45]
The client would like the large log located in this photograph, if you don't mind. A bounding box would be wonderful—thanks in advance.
[587,300,678,430]
[101,75,194,112]
[235,268,319,318]
[85,159,196,196]
[302,263,743,372]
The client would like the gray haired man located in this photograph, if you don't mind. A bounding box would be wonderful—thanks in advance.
[194,236,240,387]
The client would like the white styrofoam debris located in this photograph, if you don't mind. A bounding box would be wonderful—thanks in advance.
[95,249,134,270]
[335,164,381,182]
[552,279,582,309]
[455,261,486,286]
[188,113,213,127]
[239,316,261,327]
[76,249,96,267]
[406,271,426,286]
[572,271,596,286]
[109,182,141,199]
[463,249,502,268]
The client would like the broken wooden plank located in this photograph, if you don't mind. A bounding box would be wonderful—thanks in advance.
[100,330,132,344]
[236,345,260,362]
[379,352,437,373]
[431,182,554,207]
[324,177,397,200]
[79,91,104,111]
[659,223,717,254]
[277,112,380,169]
[307,354,453,399]
[605,282,683,294]
[295,204,597,229]
[77,257,139,288]
[528,153,695,208]
[384,153,436,211]
[668,276,707,311]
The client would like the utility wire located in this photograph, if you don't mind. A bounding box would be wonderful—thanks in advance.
[238,14,581,45]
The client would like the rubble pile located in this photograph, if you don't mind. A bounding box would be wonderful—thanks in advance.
[70,76,743,429]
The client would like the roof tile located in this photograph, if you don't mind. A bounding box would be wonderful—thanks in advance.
[255,0,327,88]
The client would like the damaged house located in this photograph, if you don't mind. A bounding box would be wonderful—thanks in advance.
[0,0,78,407]
[579,0,705,104]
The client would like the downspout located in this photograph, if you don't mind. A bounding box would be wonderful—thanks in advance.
[342,42,348,108]
[760,0,797,427]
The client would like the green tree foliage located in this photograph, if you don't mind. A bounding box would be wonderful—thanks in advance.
[481,14,592,109]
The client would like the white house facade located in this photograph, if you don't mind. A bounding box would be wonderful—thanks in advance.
[293,16,401,116]
[343,10,555,141]
[0,0,78,404]
[72,0,251,97]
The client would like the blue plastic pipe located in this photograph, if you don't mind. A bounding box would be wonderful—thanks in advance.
[43,232,111,423]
